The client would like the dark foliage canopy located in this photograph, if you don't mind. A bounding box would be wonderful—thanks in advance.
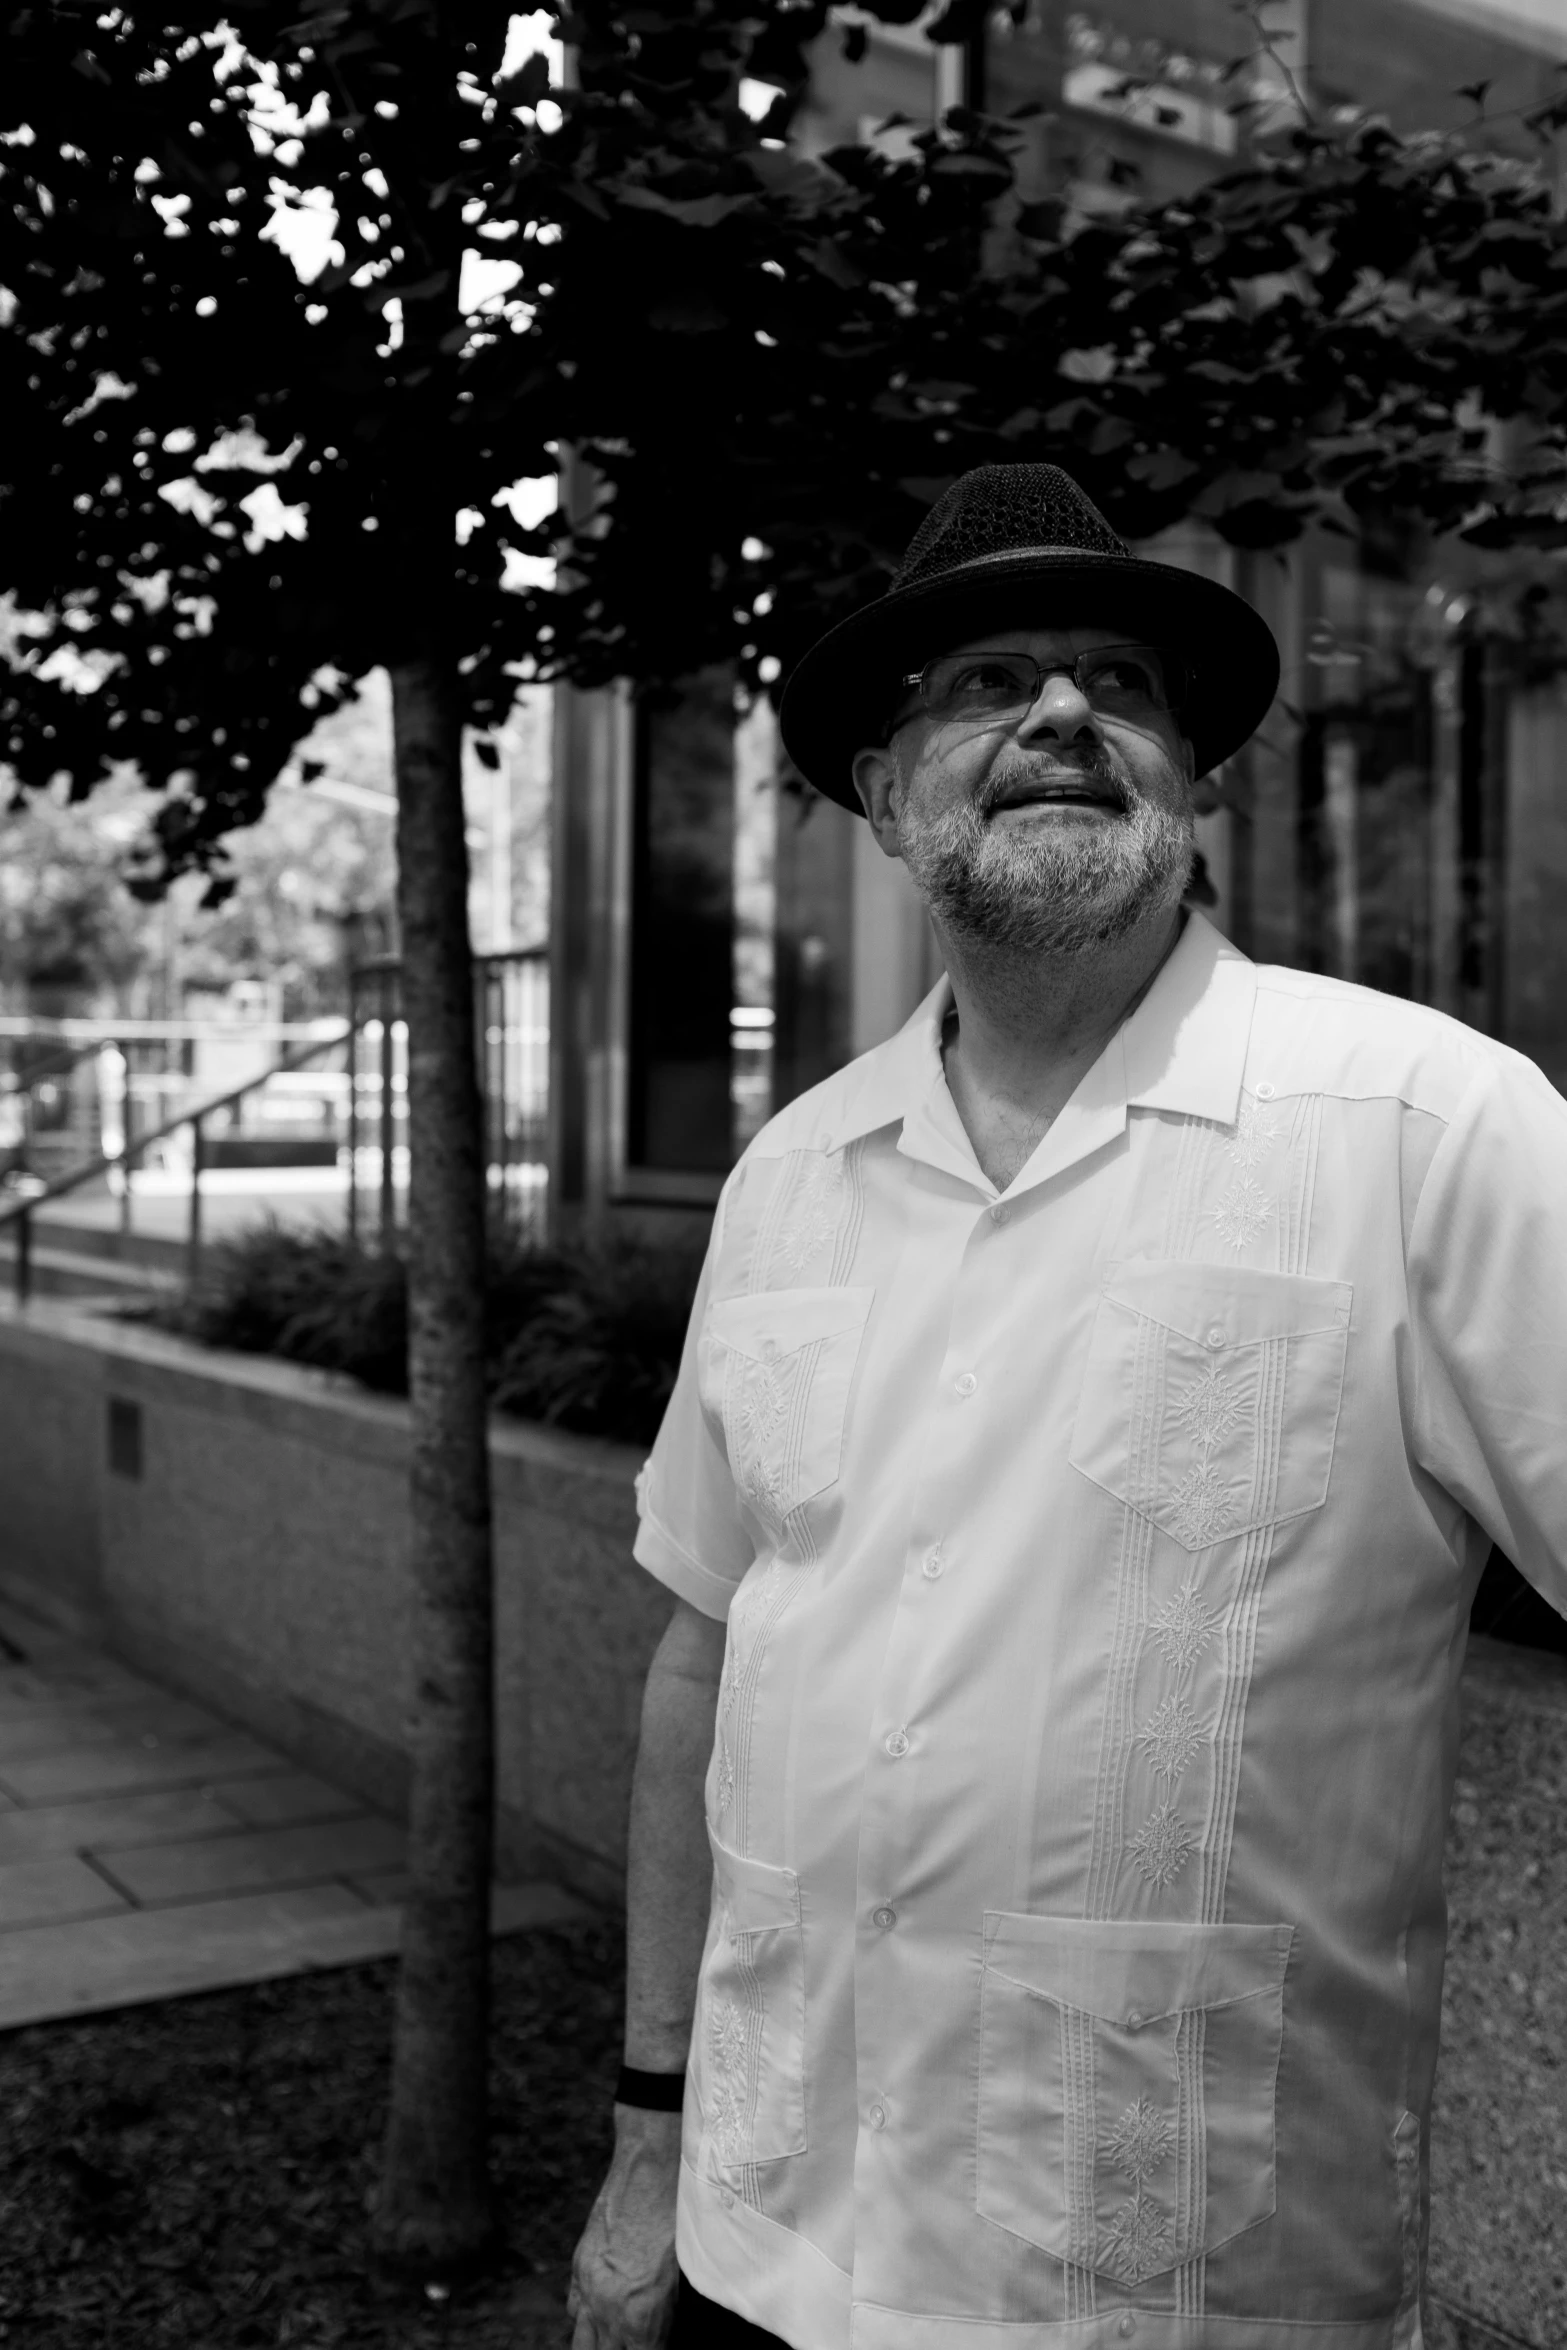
[3,0,1566,881]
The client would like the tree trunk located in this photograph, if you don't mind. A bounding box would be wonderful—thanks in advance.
[374,649,496,2270]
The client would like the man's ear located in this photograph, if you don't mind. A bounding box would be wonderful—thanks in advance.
[851,743,904,861]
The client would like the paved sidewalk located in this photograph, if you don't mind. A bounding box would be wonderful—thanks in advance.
[0,1592,591,2029]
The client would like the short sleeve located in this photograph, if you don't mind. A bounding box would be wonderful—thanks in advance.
[633,1185,755,1621]
[1407,1049,1567,1611]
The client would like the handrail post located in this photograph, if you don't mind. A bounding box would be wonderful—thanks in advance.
[346,1008,359,1247]
[119,1040,134,1240]
[188,1114,203,1279]
[15,1204,30,1306]
[379,971,395,1247]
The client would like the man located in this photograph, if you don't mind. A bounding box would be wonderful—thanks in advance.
[568,464,1567,2349]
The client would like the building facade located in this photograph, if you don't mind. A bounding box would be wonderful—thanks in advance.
[549,0,1567,1232]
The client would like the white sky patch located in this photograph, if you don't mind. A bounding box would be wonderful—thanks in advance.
[262,185,342,282]
[495,474,557,591]
[502,549,553,592]
[495,476,556,530]
[151,191,191,235]
[0,596,53,665]
[158,477,221,527]
[196,425,301,475]
[120,571,171,613]
[211,26,249,81]
[63,372,137,428]
[239,483,308,552]
[34,643,122,693]
[501,12,561,83]
[245,68,332,154]
[461,250,524,313]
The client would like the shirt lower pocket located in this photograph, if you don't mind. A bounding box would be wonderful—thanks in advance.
[693,1831,807,2173]
[976,1914,1294,2285]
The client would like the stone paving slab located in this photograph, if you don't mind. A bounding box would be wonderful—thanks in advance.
[0,1689,224,1738]
[0,1879,596,2027]
[0,1710,146,1763]
[0,1656,154,1701]
[0,1852,131,1929]
[0,1787,245,1863]
[65,1693,229,1742]
[99,1815,408,1906]
[0,1589,597,2027]
[209,1768,366,1828]
[0,1883,375,2026]
[0,1730,284,1805]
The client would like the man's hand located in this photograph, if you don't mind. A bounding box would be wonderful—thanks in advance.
[567,2107,683,2349]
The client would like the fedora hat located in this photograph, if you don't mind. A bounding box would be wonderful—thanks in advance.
[778,463,1280,811]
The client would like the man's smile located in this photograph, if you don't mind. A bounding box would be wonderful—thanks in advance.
[985,766,1127,817]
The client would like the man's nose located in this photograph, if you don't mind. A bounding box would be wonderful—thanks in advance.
[1015,669,1103,745]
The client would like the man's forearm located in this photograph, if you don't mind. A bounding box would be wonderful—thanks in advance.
[623,1602,726,2073]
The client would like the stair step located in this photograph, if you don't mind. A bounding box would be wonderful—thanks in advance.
[0,1217,190,1277]
[0,1242,178,1303]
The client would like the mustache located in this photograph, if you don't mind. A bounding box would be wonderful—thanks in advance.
[976,747,1131,816]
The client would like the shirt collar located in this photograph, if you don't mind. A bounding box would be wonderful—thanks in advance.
[823,911,1257,1196]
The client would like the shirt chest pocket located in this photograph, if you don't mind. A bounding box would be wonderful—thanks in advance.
[1069,1262,1353,1551]
[703,1287,875,1527]
[977,1915,1293,2285]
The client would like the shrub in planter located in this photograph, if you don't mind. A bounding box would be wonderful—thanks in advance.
[145,1220,703,1445]
[158,1222,410,1393]
[489,1239,701,1445]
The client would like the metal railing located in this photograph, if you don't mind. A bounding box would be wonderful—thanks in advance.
[346,949,548,1248]
[0,947,549,1303]
[0,1026,353,1303]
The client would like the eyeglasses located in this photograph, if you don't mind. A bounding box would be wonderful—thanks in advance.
[896,645,1189,728]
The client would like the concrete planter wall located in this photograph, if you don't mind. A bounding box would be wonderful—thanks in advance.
[0,1299,668,1908]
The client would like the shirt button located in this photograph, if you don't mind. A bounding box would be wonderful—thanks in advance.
[1206,1324,1225,1349]
[872,1905,897,1929]
[720,2187,736,2209]
[1118,2320,1136,2341]
[761,1336,779,1362]
[922,1548,944,1580]
[869,2102,887,2130]
[884,1728,910,1758]
[989,1202,1010,1224]
[955,1371,977,1397]
[1125,2010,1143,2030]
[1255,1082,1276,1100]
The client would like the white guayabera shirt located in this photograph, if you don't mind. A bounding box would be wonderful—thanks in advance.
[633,911,1567,2350]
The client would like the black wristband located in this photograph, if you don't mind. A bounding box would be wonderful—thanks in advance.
[615,2065,687,2112]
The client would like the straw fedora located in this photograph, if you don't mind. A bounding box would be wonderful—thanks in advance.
[777,463,1280,811]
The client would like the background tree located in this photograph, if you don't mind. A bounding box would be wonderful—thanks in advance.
[3,0,539,2272]
[5,0,1566,2277]
[0,779,150,1011]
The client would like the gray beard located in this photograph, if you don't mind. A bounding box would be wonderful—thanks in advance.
[896,756,1195,959]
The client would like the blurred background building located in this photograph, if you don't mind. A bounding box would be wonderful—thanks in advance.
[0,670,550,1227]
[549,0,1567,1235]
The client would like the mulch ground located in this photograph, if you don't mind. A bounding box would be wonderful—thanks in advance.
[1425,1642,1567,2350]
[0,1922,624,2350]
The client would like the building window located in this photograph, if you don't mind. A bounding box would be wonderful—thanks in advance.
[627,670,737,1174]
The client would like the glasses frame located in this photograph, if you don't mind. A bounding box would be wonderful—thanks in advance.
[894,643,1191,729]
